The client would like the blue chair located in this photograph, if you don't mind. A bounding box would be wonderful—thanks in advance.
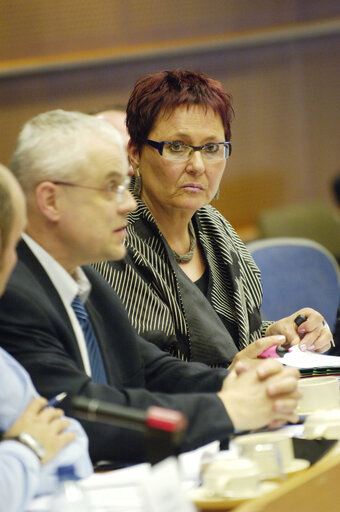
[247,237,340,331]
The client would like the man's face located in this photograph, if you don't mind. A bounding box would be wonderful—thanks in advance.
[56,137,136,273]
[0,179,26,296]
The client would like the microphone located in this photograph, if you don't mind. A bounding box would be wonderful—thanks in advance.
[71,396,188,464]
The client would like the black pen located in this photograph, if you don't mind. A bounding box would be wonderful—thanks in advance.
[46,392,68,408]
[294,314,307,327]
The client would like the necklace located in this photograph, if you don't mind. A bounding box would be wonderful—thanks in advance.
[171,220,197,263]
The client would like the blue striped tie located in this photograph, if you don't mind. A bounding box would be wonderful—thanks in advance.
[71,296,107,384]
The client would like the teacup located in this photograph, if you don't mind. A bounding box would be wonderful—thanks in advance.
[304,409,340,439]
[233,433,294,480]
[202,458,261,498]
[297,376,340,414]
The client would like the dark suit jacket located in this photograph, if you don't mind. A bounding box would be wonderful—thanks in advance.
[0,240,231,464]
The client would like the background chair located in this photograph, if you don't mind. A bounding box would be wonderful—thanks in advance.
[247,237,340,331]
[256,202,340,263]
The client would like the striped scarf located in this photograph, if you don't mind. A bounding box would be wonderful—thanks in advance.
[94,195,271,364]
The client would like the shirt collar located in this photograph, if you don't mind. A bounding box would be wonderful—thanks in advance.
[22,233,91,305]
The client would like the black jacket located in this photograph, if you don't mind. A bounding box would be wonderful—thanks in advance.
[0,240,231,464]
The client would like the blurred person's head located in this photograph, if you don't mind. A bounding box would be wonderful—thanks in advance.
[333,175,340,206]
[95,108,133,176]
[0,164,26,295]
[95,108,129,148]
[9,110,136,273]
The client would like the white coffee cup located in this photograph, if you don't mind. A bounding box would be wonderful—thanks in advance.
[202,458,261,498]
[297,376,340,414]
[304,409,340,439]
[234,433,294,480]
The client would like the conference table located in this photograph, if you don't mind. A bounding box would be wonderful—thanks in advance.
[27,431,340,512]
[189,424,340,512]
[233,446,340,512]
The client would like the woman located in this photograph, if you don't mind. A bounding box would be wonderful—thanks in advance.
[95,70,332,366]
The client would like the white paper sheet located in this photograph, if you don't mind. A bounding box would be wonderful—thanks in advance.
[281,344,340,369]
[26,443,218,511]
[26,463,150,511]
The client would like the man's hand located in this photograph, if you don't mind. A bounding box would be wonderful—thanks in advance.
[266,308,333,353]
[218,359,301,431]
[3,397,75,464]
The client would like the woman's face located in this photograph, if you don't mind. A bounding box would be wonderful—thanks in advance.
[129,104,227,217]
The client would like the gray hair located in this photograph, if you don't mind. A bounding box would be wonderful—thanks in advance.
[9,109,125,196]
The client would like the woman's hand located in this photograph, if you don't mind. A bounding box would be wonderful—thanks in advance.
[266,308,333,353]
[3,397,75,464]
[228,334,287,370]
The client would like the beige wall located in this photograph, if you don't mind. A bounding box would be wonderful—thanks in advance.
[1,0,339,234]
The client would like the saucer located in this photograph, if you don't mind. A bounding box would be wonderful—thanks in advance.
[298,406,340,418]
[284,457,310,476]
[187,482,278,510]
[263,458,310,481]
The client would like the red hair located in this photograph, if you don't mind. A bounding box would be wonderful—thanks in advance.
[126,70,234,152]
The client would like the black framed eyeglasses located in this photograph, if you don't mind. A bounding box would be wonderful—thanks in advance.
[145,139,232,162]
[52,177,130,203]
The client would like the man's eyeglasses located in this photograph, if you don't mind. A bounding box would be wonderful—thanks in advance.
[52,177,130,203]
[145,139,232,162]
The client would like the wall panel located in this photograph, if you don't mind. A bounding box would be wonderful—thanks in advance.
[0,1,339,234]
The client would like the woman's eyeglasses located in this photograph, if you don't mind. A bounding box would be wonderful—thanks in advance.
[145,139,232,162]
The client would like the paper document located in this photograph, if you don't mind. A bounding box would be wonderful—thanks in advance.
[26,444,217,511]
[281,345,340,370]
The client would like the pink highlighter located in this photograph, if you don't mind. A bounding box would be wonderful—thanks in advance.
[259,314,305,359]
[258,344,291,359]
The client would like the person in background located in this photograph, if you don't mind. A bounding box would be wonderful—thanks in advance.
[94,106,134,176]
[329,174,340,351]
[94,70,332,368]
[95,106,129,147]
[0,109,300,466]
[0,164,92,512]
[332,174,340,206]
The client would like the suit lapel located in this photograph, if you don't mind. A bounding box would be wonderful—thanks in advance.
[17,240,85,366]
[17,240,72,322]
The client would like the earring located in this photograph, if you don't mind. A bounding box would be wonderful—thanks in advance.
[133,167,142,196]
[214,187,220,200]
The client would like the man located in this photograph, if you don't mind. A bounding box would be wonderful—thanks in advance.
[0,164,92,512]
[0,110,300,465]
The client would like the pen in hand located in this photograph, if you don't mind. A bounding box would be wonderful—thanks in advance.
[294,314,307,327]
[45,392,68,408]
[259,315,309,359]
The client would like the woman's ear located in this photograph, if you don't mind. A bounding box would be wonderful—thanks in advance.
[127,140,141,171]
[35,181,61,222]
